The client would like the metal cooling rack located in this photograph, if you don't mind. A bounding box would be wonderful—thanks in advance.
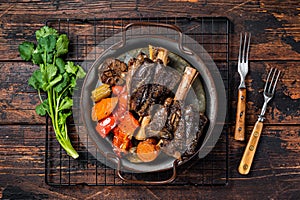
[45,17,230,186]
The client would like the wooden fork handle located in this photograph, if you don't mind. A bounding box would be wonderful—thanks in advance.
[238,121,263,175]
[234,88,247,141]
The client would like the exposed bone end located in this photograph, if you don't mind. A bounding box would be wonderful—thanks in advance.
[149,45,169,66]
[135,116,151,140]
[174,66,198,101]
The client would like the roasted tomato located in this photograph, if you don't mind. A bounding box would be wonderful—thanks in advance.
[118,112,140,137]
[112,93,128,121]
[95,115,117,138]
[112,85,126,96]
[112,127,132,152]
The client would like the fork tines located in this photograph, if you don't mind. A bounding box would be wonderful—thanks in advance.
[265,67,281,95]
[238,32,251,64]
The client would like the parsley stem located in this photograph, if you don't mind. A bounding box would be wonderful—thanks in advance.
[47,90,54,120]
[37,89,43,103]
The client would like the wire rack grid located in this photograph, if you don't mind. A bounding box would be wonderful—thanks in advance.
[45,17,230,186]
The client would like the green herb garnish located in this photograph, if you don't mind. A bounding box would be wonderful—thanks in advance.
[19,26,86,159]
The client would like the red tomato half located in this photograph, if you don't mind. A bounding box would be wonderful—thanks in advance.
[95,116,116,138]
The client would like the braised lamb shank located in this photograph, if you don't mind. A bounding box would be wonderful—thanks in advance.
[98,47,208,162]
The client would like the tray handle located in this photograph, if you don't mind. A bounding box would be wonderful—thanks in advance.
[114,22,193,55]
[107,153,179,185]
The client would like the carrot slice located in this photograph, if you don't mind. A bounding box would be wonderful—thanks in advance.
[137,139,160,162]
[93,97,118,121]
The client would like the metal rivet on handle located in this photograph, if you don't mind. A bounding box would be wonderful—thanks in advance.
[249,145,254,151]
[243,164,248,170]
[240,111,244,117]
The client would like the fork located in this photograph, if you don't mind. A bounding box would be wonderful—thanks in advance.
[234,33,251,141]
[238,68,281,175]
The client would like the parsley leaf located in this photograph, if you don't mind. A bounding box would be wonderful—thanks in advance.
[55,72,69,93]
[56,34,69,57]
[36,99,49,116]
[32,49,43,65]
[56,57,65,74]
[65,61,78,75]
[39,35,57,53]
[19,41,34,61]
[46,64,57,82]
[59,97,73,111]
[36,26,58,40]
[76,65,86,79]
[28,69,43,90]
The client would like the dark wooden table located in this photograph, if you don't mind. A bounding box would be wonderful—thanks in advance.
[1,1,299,199]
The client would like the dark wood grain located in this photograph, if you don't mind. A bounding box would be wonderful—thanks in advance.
[1,61,299,125]
[0,1,299,61]
[0,0,299,199]
[1,125,299,199]
[231,61,300,125]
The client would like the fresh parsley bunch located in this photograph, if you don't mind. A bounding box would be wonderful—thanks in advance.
[19,26,86,159]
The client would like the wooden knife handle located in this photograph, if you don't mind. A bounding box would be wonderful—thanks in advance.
[234,88,247,141]
[238,121,263,175]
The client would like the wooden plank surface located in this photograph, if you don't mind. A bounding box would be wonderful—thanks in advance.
[1,61,299,125]
[0,0,299,199]
[1,125,299,199]
[0,1,299,61]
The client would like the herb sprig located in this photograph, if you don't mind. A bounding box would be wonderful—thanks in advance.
[19,26,86,159]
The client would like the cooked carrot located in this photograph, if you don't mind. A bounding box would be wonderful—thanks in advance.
[136,139,160,162]
[93,97,118,121]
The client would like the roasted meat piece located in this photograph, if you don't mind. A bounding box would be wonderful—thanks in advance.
[126,52,148,93]
[130,65,207,161]
[130,84,174,117]
[160,104,208,161]
[129,58,181,117]
[130,60,181,94]
[164,100,182,134]
[153,62,181,90]
[182,111,208,159]
[129,59,155,93]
